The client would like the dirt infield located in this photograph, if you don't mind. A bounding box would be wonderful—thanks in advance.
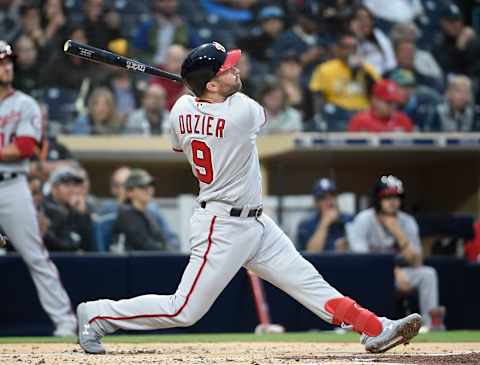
[0,342,479,365]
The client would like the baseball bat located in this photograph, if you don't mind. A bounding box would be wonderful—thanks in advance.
[63,40,183,83]
[247,270,271,326]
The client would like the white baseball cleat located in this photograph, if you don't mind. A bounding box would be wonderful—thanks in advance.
[361,313,422,353]
[77,302,106,354]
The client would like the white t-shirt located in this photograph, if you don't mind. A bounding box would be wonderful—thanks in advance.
[169,93,266,207]
[0,90,42,173]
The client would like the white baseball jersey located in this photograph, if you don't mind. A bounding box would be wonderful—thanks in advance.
[169,93,266,207]
[0,90,42,173]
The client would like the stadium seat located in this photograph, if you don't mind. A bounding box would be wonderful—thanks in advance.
[43,88,78,126]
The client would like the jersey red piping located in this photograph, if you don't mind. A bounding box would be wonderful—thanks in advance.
[173,148,183,152]
[88,216,217,324]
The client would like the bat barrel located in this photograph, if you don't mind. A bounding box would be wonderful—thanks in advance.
[63,40,183,83]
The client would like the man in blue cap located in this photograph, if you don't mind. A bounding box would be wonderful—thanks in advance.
[297,178,352,252]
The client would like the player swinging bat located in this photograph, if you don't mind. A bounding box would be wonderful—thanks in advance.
[63,40,183,83]
[70,41,421,355]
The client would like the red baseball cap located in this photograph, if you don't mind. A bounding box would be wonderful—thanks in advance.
[372,80,402,102]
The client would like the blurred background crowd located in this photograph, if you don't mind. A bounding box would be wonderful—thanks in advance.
[2,0,480,335]
[0,0,478,258]
[2,0,480,136]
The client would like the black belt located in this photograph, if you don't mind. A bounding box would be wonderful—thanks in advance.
[200,201,263,218]
[0,173,20,183]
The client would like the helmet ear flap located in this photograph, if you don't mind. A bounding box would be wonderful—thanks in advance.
[184,69,217,96]
[181,42,229,96]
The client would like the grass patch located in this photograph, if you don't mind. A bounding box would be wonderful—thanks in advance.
[0,331,479,344]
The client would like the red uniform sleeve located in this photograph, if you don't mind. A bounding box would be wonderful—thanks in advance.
[14,136,37,158]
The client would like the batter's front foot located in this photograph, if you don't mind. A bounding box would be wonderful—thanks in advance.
[77,302,106,354]
[361,313,422,353]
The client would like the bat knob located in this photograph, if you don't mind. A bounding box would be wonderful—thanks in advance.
[63,40,72,53]
[0,234,6,247]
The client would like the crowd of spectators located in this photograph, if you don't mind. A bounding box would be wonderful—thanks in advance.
[1,0,479,134]
[18,158,180,254]
[296,174,469,332]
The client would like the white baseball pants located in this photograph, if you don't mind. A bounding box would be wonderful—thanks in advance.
[0,176,76,328]
[85,205,343,334]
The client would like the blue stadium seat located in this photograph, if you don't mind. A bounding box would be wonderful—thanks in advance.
[92,213,117,252]
[43,88,78,126]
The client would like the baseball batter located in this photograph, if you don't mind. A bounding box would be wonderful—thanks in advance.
[0,41,76,336]
[77,42,421,354]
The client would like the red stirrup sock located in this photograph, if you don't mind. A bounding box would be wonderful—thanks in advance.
[325,297,383,337]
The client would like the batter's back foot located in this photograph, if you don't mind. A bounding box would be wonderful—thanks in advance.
[77,302,106,354]
[361,313,422,353]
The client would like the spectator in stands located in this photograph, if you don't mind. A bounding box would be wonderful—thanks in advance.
[237,5,285,64]
[102,69,138,124]
[258,79,302,134]
[16,3,45,48]
[150,44,188,110]
[112,169,168,251]
[13,35,42,98]
[109,166,130,208]
[387,69,441,131]
[77,166,101,213]
[434,3,480,83]
[347,175,445,331]
[318,0,357,38]
[133,0,193,64]
[41,24,100,91]
[431,75,480,132]
[99,166,180,251]
[71,87,122,135]
[124,84,169,135]
[310,32,380,131]
[363,0,423,25]
[349,5,397,75]
[390,23,444,92]
[43,166,94,251]
[275,51,305,113]
[237,52,257,98]
[297,178,351,253]
[272,4,325,81]
[82,0,123,50]
[0,0,22,44]
[348,79,414,132]
[40,0,67,51]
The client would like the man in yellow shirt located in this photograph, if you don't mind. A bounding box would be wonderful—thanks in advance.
[310,32,380,131]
